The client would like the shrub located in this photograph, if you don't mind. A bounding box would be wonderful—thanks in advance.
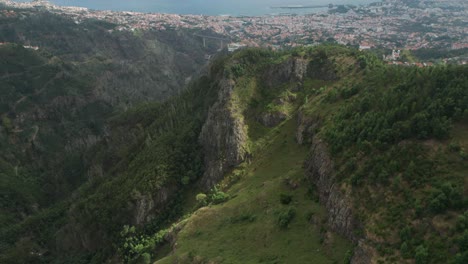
[453,252,468,264]
[340,86,359,99]
[141,253,151,264]
[449,142,461,152]
[399,226,412,242]
[429,183,464,214]
[277,208,296,229]
[195,193,207,206]
[229,213,256,224]
[305,211,315,222]
[343,249,353,264]
[211,191,229,204]
[181,176,190,185]
[400,241,411,259]
[458,230,468,252]
[210,187,229,205]
[325,89,339,103]
[456,211,468,231]
[429,192,448,214]
[306,186,319,202]
[460,150,467,160]
[230,63,245,78]
[1,115,12,133]
[414,245,428,264]
[279,193,293,205]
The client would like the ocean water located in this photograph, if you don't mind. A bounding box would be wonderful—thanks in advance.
[13,0,377,16]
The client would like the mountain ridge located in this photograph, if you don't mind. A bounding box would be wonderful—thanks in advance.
[0,12,467,263]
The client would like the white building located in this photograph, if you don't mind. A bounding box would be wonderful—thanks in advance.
[228,43,247,52]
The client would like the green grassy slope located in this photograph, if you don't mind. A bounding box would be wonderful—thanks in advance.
[157,120,351,264]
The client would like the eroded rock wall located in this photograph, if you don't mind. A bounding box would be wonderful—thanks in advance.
[198,78,248,189]
[302,118,375,263]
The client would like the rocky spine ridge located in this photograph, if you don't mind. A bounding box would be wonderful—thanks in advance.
[198,77,249,189]
[300,119,376,263]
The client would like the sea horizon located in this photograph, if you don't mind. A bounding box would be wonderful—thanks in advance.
[10,0,378,16]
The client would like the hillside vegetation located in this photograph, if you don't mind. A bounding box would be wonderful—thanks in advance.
[156,119,352,264]
[0,6,213,263]
[0,8,210,106]
[130,47,466,264]
[0,36,467,264]
[0,5,210,224]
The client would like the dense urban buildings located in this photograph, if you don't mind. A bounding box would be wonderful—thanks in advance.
[1,0,467,52]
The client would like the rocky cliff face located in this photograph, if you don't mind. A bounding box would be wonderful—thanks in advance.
[304,135,358,240]
[296,111,320,145]
[255,57,308,128]
[198,78,249,189]
[263,57,308,90]
[258,111,289,127]
[131,185,179,226]
[197,58,308,188]
[302,119,375,263]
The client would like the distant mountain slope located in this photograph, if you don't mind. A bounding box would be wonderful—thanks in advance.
[0,4,210,216]
[0,43,109,226]
[0,6,210,106]
[0,5,213,263]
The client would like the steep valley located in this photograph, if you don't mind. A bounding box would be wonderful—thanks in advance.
[0,8,467,264]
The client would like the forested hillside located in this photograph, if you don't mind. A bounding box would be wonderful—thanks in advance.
[103,47,466,264]
[0,4,210,218]
[0,5,214,263]
[0,6,211,106]
[0,11,466,263]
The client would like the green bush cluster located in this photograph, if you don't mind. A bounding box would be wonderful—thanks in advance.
[277,207,296,229]
[195,187,230,208]
[279,193,293,205]
[428,183,465,214]
[209,187,230,205]
[119,225,169,264]
[195,193,208,207]
[343,249,353,264]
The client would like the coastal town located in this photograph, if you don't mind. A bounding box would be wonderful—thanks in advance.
[1,0,467,57]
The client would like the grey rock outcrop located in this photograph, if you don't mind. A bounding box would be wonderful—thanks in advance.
[352,240,377,264]
[303,124,375,263]
[258,111,288,127]
[296,111,320,145]
[131,185,178,226]
[305,136,358,240]
[198,78,248,189]
[264,57,308,89]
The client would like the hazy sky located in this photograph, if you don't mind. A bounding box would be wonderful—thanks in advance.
[13,0,376,15]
